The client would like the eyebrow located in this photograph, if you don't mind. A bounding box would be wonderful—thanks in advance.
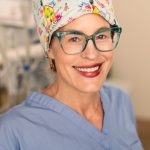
[59,25,111,33]
[57,26,111,36]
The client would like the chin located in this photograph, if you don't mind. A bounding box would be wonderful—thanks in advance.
[77,83,104,94]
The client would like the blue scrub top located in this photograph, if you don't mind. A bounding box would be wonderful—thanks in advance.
[0,84,143,150]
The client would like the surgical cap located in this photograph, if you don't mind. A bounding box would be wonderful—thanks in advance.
[32,0,118,52]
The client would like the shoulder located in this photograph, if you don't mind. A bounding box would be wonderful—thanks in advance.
[0,104,25,149]
[101,83,135,123]
[0,96,43,148]
[0,102,28,130]
[0,92,59,130]
[0,93,42,131]
[101,84,143,146]
[101,83,131,104]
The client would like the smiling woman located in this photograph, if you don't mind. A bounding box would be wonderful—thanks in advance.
[46,14,116,95]
[0,0,143,150]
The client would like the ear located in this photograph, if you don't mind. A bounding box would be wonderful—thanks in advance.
[47,47,55,59]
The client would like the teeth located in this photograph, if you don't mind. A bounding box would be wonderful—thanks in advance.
[75,66,99,72]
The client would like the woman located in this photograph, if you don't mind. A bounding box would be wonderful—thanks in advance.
[0,0,143,149]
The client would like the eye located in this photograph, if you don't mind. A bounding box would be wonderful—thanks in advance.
[96,34,108,40]
[68,37,81,43]
[63,34,84,44]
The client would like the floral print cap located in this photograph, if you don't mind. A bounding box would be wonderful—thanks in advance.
[32,0,118,52]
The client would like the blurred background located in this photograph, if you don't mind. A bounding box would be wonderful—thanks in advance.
[0,0,150,149]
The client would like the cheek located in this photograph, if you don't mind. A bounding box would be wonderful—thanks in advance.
[108,52,114,66]
[51,40,78,69]
[54,52,73,67]
[103,52,114,72]
[52,49,77,75]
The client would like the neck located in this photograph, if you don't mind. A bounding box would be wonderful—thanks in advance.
[61,91,101,117]
[43,80,103,122]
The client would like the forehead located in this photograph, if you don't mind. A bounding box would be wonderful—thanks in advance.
[59,14,110,34]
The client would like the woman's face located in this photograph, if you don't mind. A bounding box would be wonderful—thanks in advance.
[48,14,115,94]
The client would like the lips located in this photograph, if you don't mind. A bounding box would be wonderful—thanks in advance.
[73,63,102,78]
[75,65,99,72]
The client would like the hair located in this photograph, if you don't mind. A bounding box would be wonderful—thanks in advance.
[48,35,57,72]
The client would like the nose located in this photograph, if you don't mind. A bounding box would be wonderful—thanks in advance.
[80,39,99,60]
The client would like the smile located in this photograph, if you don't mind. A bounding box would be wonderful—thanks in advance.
[73,64,102,78]
[74,65,100,72]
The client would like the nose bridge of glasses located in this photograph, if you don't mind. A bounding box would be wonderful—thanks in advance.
[81,36,99,58]
[83,34,98,53]
[85,34,95,45]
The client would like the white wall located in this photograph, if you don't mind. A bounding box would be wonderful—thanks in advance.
[113,0,150,120]
[0,0,33,27]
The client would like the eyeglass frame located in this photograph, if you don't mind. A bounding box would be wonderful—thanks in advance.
[51,25,122,55]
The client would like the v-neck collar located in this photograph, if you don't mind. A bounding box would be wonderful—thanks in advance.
[26,87,111,144]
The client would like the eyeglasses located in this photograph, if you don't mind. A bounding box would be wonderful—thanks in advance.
[52,26,122,55]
